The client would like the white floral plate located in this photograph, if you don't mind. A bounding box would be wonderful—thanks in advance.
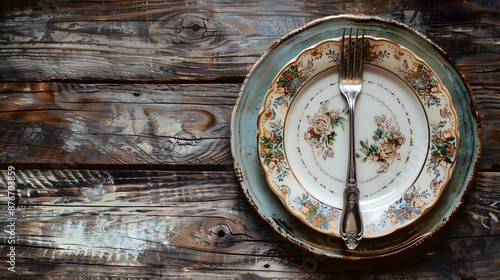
[257,36,459,238]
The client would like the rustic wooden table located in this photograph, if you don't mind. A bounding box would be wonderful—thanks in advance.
[0,1,498,279]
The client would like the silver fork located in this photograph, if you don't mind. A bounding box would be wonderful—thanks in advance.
[338,28,364,250]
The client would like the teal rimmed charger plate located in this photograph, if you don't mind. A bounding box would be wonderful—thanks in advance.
[231,15,480,259]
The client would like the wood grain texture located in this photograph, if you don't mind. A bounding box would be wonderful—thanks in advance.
[0,169,498,278]
[0,82,237,166]
[0,0,498,279]
[0,82,498,170]
[0,0,497,82]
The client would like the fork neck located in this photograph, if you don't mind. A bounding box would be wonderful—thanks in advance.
[347,97,358,167]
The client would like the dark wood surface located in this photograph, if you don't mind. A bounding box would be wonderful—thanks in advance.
[0,1,498,279]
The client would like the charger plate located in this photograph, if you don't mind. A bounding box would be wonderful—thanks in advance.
[231,15,480,259]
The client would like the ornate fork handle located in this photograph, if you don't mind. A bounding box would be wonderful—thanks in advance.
[338,29,364,249]
[341,141,363,249]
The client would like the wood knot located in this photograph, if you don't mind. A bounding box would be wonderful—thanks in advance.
[209,223,231,238]
[150,13,222,45]
[176,15,207,41]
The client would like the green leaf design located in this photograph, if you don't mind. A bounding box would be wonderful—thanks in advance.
[357,114,406,173]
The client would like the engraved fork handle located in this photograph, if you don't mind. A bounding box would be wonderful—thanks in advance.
[340,96,363,249]
[338,28,364,250]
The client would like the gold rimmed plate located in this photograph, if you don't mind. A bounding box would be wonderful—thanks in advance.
[257,36,459,238]
[231,15,480,259]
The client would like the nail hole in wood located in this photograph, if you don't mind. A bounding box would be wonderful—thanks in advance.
[217,230,225,238]
[132,92,141,97]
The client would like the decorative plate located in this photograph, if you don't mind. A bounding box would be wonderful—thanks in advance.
[257,36,459,238]
[231,15,480,259]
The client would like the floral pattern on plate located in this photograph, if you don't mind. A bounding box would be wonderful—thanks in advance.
[376,185,431,230]
[257,36,459,237]
[357,114,406,174]
[303,100,348,160]
[293,193,341,231]
[396,62,443,108]
[375,121,457,230]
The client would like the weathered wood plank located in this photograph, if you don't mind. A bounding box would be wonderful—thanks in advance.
[0,82,498,170]
[0,0,497,82]
[1,169,495,236]
[0,82,238,166]
[0,0,314,81]
[473,84,500,172]
[1,235,497,279]
[0,169,498,278]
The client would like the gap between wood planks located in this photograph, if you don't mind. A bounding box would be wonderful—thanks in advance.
[0,77,247,85]
[0,163,234,172]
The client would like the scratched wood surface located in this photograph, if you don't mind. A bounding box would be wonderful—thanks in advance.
[0,0,499,279]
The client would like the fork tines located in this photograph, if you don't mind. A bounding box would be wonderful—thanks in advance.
[340,28,364,81]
